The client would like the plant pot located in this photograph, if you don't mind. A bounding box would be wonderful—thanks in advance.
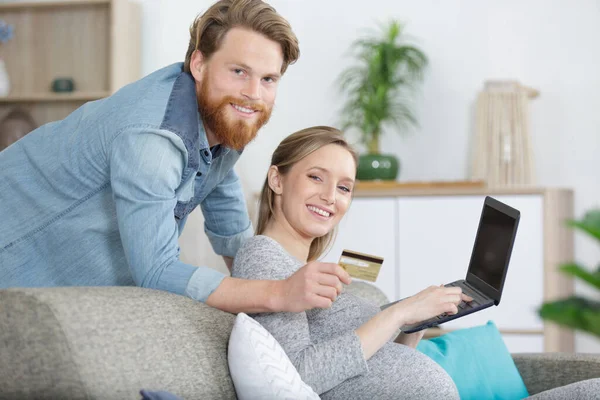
[356,153,399,181]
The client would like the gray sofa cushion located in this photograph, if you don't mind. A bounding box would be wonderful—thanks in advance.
[513,353,600,395]
[527,378,600,399]
[0,287,236,399]
[1,284,599,399]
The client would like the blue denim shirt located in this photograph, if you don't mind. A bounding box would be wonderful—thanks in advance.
[0,63,253,302]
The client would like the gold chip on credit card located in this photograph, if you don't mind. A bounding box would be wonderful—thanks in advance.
[338,249,384,282]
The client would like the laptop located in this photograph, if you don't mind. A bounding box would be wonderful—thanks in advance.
[381,196,521,334]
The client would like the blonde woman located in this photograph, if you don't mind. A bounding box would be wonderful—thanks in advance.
[232,126,470,399]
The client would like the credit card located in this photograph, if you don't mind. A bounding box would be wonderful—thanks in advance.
[338,249,384,282]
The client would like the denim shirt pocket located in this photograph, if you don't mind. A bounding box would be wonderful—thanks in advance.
[173,173,195,221]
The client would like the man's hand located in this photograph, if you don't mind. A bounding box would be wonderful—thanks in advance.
[273,261,352,312]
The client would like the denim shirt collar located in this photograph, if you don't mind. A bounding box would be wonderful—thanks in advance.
[159,67,240,171]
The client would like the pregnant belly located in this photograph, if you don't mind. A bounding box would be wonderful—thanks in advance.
[308,293,381,340]
[322,342,459,400]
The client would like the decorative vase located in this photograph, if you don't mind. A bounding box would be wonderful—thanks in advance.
[0,58,10,97]
[471,80,538,186]
[356,153,400,181]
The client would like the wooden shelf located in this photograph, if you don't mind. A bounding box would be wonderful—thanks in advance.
[353,180,572,198]
[0,0,109,10]
[356,180,486,191]
[0,92,110,103]
[0,0,139,128]
[423,328,544,339]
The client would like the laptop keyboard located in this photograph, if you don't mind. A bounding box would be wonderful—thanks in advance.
[398,280,495,332]
[383,280,491,329]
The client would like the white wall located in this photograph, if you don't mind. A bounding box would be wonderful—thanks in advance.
[138,0,600,352]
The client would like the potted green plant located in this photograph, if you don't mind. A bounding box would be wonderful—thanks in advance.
[338,20,428,181]
[538,209,600,338]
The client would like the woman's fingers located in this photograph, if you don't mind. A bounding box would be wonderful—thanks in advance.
[446,303,459,314]
[442,294,462,305]
[421,284,475,318]
[440,285,473,303]
[443,286,462,295]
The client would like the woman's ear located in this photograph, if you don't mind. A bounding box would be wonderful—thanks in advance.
[267,166,283,195]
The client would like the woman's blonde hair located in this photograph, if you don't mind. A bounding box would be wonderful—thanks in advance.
[256,126,358,261]
[184,0,299,74]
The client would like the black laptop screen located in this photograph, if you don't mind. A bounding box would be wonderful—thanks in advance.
[468,204,517,291]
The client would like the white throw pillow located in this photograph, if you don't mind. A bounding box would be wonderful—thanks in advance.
[228,312,320,400]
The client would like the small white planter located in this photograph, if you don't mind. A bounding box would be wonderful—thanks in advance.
[0,58,10,97]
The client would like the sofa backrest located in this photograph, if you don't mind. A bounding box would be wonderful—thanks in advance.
[0,287,237,399]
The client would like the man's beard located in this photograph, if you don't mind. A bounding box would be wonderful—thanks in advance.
[198,78,272,151]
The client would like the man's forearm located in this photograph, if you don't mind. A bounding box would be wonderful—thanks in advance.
[205,276,283,314]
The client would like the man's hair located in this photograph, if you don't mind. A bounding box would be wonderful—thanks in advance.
[256,126,358,261]
[184,0,299,75]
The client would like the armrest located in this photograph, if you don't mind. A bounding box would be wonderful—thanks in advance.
[512,352,600,395]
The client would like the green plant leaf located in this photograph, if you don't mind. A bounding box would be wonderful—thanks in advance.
[387,100,417,131]
[559,262,600,290]
[567,209,600,242]
[539,296,600,337]
[535,209,600,339]
[337,19,428,144]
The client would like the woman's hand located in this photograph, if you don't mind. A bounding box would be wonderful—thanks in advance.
[394,284,473,326]
[355,284,471,361]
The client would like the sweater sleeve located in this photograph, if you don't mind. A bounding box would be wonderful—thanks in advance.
[232,236,369,394]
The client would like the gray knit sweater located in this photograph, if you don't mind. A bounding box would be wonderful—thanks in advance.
[232,235,459,400]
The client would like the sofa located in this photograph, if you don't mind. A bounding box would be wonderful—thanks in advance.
[1,283,599,399]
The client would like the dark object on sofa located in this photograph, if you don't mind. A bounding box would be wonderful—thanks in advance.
[0,107,36,151]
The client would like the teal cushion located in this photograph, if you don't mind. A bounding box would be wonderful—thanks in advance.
[416,321,529,400]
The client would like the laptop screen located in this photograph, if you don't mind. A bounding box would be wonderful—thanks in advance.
[468,203,517,291]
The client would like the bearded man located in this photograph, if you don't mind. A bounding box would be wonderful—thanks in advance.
[0,0,350,314]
